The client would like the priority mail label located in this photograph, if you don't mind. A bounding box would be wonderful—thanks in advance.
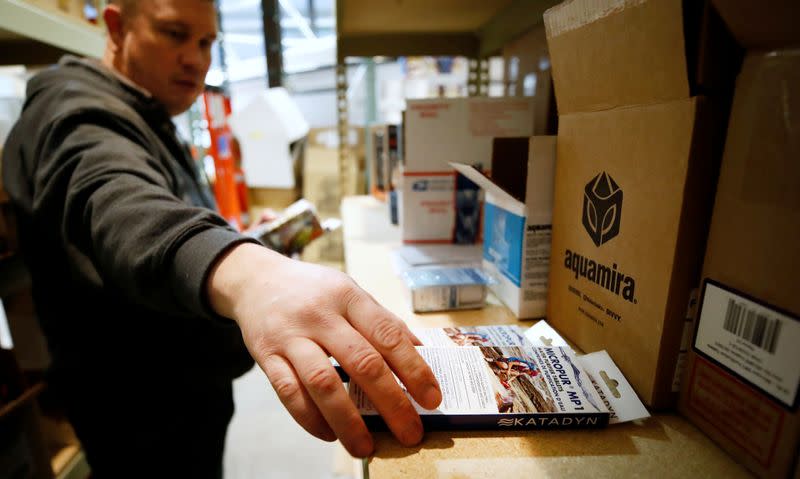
[401,173,456,243]
[694,280,800,409]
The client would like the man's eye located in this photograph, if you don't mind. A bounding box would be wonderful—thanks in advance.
[165,30,186,41]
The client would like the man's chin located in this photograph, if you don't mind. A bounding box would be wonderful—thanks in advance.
[164,96,200,117]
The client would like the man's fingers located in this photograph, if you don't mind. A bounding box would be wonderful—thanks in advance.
[357,287,422,346]
[405,324,423,346]
[323,326,425,447]
[344,294,442,410]
[259,208,278,224]
[284,338,374,458]
[261,353,336,442]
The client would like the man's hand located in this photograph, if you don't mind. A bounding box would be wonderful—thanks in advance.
[207,243,442,457]
[242,207,278,235]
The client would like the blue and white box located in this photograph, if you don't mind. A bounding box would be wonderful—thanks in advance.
[451,136,556,318]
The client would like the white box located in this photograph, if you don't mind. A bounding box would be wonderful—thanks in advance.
[451,136,556,318]
[228,87,309,189]
[402,97,536,244]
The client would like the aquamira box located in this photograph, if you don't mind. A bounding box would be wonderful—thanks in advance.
[546,99,716,409]
[451,136,556,319]
[543,0,736,408]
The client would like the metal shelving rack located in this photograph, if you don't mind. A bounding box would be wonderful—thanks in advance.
[334,0,558,200]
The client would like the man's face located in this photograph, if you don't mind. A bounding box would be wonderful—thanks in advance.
[115,0,217,115]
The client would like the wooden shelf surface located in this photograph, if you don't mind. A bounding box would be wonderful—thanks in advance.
[340,195,750,479]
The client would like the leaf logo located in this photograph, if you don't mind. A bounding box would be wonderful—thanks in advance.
[582,172,623,246]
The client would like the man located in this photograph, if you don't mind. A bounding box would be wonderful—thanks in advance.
[2,0,441,476]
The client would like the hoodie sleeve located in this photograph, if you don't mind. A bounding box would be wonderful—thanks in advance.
[35,114,258,321]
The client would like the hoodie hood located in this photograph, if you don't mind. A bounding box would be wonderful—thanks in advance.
[24,55,172,127]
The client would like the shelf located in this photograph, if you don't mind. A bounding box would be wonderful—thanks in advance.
[336,0,559,60]
[0,0,104,65]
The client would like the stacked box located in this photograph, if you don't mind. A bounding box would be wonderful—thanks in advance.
[679,2,800,477]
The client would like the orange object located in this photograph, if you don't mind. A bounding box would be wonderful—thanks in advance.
[202,89,243,230]
[229,136,251,227]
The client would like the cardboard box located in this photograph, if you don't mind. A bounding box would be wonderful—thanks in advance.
[543,0,734,408]
[546,99,716,408]
[401,97,537,244]
[302,145,340,216]
[711,0,799,50]
[678,27,800,479]
[546,0,739,114]
[452,136,556,319]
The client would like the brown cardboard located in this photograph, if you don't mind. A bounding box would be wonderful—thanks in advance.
[545,0,742,114]
[545,0,690,114]
[680,50,800,479]
[712,0,800,50]
[547,98,714,408]
[543,0,732,408]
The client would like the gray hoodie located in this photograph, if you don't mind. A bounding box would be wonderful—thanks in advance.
[2,56,255,384]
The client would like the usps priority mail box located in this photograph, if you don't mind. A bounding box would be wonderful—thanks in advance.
[451,136,556,319]
[402,97,536,244]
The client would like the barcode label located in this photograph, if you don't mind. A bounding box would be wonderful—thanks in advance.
[695,280,800,409]
[723,299,782,354]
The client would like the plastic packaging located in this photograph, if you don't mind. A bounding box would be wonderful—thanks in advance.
[402,266,493,313]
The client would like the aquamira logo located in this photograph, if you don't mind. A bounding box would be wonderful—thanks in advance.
[565,171,637,304]
[564,250,636,303]
[582,172,622,247]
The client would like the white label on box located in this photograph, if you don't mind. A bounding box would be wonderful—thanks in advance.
[402,174,456,242]
[523,225,551,305]
[695,281,800,408]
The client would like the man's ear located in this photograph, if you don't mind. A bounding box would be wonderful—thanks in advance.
[103,4,124,50]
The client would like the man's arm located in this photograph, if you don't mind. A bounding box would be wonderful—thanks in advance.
[207,243,442,457]
[37,117,441,455]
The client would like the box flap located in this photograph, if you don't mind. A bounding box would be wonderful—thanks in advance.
[712,0,800,49]
[450,163,526,216]
[544,0,690,113]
